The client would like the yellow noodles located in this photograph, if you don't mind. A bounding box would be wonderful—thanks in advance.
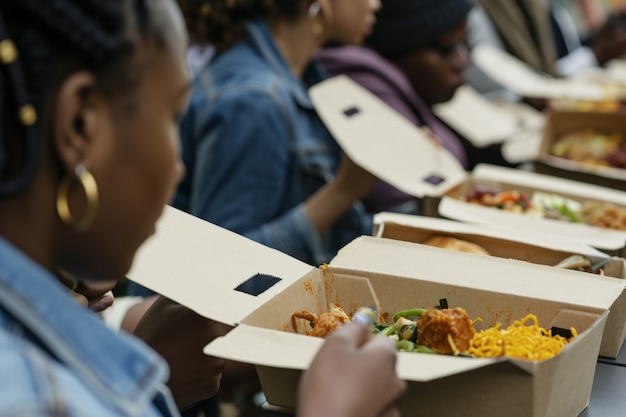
[467,314,577,361]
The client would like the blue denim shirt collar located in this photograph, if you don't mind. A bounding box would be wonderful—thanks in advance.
[0,237,171,414]
[246,19,325,110]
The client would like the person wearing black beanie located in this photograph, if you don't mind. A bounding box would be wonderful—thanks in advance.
[318,0,514,215]
[364,0,474,105]
[366,0,474,60]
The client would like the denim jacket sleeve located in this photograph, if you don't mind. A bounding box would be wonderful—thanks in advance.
[186,88,325,264]
[0,331,172,417]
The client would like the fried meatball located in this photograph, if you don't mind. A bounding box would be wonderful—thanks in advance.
[417,307,476,354]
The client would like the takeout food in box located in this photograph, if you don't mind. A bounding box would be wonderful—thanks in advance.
[373,212,611,265]
[127,206,624,417]
[373,212,626,357]
[308,75,626,256]
[437,164,626,257]
[533,110,626,189]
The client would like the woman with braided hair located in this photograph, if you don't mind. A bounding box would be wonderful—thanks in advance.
[172,0,382,267]
[0,0,230,414]
[0,0,405,416]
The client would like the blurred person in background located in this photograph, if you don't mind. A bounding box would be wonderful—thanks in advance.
[466,0,626,99]
[318,0,513,216]
[173,0,381,268]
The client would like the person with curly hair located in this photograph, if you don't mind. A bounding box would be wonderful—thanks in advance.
[173,0,216,78]
[173,0,382,267]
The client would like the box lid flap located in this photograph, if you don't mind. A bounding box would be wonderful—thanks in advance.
[204,324,322,370]
[538,154,626,181]
[432,85,542,147]
[309,75,467,197]
[438,164,626,251]
[471,45,606,100]
[126,206,315,326]
[572,64,626,86]
[439,197,626,251]
[329,236,624,310]
[471,165,626,204]
[373,212,609,262]
[395,351,501,381]
[501,133,542,164]
[606,60,626,82]
[203,323,500,382]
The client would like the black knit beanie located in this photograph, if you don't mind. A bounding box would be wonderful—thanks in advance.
[366,0,474,59]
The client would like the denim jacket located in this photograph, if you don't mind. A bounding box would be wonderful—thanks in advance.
[0,238,178,417]
[174,20,372,266]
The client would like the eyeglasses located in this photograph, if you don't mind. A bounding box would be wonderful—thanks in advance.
[427,40,467,57]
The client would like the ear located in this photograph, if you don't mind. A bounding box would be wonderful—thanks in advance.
[315,0,334,36]
[52,72,107,174]
[315,0,331,13]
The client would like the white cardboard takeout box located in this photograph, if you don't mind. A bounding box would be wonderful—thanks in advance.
[309,76,626,255]
[534,110,626,189]
[127,206,624,417]
[309,74,468,197]
[437,164,626,256]
[470,44,611,101]
[433,84,544,154]
[373,212,609,265]
[373,212,626,357]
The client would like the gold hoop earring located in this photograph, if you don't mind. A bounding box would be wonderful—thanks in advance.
[56,163,98,232]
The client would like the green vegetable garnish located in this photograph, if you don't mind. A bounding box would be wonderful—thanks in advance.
[398,324,418,342]
[555,203,583,223]
[396,340,416,351]
[413,345,435,354]
[376,325,397,337]
[393,308,426,322]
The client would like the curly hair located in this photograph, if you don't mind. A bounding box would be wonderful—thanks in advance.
[177,0,309,51]
[0,0,169,199]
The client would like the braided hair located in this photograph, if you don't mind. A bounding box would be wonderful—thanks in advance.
[0,0,167,199]
[177,0,309,52]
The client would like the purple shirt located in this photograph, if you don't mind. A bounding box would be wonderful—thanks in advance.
[318,45,469,213]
